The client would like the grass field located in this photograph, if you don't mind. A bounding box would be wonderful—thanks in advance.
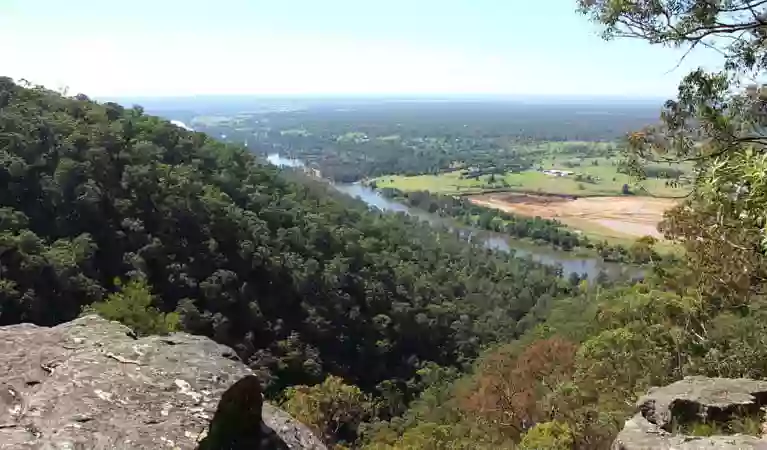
[374,155,688,197]
[374,171,491,194]
[373,163,690,198]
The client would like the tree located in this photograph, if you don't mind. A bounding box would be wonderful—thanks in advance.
[518,421,575,450]
[0,78,577,423]
[629,235,658,264]
[460,337,578,439]
[579,0,767,300]
[84,278,179,336]
[282,375,377,445]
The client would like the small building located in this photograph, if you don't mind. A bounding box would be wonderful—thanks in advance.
[542,169,574,177]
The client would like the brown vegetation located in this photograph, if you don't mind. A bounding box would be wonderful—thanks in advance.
[460,337,578,440]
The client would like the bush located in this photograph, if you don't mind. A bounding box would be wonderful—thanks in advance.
[282,375,376,446]
[83,278,179,336]
[518,421,574,450]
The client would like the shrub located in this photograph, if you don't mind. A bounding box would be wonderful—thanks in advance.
[83,278,179,336]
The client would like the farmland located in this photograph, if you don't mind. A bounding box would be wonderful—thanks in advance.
[371,156,691,198]
[371,152,690,245]
[163,100,687,243]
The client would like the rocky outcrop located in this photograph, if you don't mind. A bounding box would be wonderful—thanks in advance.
[613,376,767,450]
[0,315,326,450]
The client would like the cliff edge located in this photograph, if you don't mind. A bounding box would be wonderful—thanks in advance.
[0,315,326,450]
[613,376,767,450]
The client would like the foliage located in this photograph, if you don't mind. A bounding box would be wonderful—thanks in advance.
[282,376,377,446]
[459,337,578,440]
[381,188,583,251]
[366,265,767,449]
[518,421,575,450]
[579,0,767,297]
[8,2,767,445]
[84,278,179,336]
[0,77,578,444]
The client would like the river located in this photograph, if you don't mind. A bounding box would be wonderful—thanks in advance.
[266,154,641,281]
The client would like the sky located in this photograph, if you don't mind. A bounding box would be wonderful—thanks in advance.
[0,0,721,98]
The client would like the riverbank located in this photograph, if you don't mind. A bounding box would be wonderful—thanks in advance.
[370,169,684,245]
[378,187,673,266]
[267,154,645,280]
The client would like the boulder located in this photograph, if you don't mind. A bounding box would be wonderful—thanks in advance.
[613,376,767,450]
[0,315,327,450]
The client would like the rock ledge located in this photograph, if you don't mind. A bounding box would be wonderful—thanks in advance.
[0,315,326,449]
[613,376,767,450]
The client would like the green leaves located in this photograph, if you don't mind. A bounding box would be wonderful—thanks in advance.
[518,421,575,450]
[84,278,178,337]
[282,376,377,446]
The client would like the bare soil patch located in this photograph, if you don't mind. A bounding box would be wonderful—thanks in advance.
[468,193,678,239]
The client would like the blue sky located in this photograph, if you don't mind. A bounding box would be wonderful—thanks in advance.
[1,0,720,97]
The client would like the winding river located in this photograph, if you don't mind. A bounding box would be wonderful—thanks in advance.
[266,154,641,281]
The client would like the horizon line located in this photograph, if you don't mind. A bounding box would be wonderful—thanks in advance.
[100,93,669,100]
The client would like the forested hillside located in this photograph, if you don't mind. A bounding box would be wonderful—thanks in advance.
[0,77,578,445]
[6,1,767,447]
[356,1,767,449]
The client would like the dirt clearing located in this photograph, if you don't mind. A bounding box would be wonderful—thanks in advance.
[468,193,679,239]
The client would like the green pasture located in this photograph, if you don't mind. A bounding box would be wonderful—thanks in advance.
[374,156,690,197]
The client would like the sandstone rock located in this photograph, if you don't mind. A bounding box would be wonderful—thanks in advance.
[0,315,327,450]
[613,376,767,450]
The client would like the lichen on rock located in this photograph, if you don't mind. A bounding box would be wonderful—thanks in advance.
[0,314,326,449]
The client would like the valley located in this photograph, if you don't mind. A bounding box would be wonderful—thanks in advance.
[5,0,767,449]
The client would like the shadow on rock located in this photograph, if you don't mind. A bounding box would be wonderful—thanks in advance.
[197,375,290,450]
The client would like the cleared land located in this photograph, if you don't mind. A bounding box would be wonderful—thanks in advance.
[469,193,678,240]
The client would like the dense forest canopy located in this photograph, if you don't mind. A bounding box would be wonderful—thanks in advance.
[0,77,582,446]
